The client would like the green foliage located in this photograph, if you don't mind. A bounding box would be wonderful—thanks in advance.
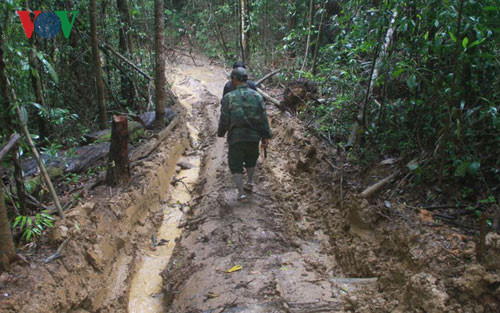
[12,211,55,242]
[295,0,500,200]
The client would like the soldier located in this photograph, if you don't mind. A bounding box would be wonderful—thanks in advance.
[222,61,257,97]
[218,67,272,201]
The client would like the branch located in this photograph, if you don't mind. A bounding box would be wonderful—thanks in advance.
[101,43,153,80]
[360,170,400,198]
[0,133,20,162]
[255,69,281,86]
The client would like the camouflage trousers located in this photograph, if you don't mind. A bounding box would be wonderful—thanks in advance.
[228,141,259,174]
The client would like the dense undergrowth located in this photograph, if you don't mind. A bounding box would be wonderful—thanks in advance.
[168,0,499,209]
[0,0,499,245]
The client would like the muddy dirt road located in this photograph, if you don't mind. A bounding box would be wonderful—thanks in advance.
[125,58,374,313]
[2,56,498,313]
[129,57,499,313]
[148,57,499,313]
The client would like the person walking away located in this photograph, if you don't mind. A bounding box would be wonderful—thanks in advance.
[222,61,257,97]
[218,67,272,201]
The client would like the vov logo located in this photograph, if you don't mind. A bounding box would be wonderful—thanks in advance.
[17,10,78,39]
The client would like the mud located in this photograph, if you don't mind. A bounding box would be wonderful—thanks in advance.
[0,100,189,312]
[1,55,498,313]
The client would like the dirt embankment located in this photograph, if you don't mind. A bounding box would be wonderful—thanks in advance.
[158,60,499,312]
[0,102,189,312]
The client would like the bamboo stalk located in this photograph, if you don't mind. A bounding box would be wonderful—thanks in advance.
[6,78,65,219]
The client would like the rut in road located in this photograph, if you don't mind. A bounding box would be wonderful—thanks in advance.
[157,57,373,313]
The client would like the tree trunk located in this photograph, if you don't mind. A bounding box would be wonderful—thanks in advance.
[1,24,64,219]
[299,0,314,77]
[346,8,398,148]
[28,36,49,141]
[209,0,230,60]
[106,116,131,186]
[154,0,167,126]
[0,190,16,272]
[11,150,27,214]
[287,0,297,57]
[0,135,20,272]
[0,24,27,214]
[239,0,250,66]
[312,1,327,74]
[90,0,107,130]
[117,0,135,109]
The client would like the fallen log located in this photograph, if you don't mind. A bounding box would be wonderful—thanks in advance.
[0,134,20,162]
[106,116,131,186]
[84,121,144,145]
[360,170,400,198]
[20,111,179,177]
[255,69,281,86]
[256,87,281,107]
[131,115,179,162]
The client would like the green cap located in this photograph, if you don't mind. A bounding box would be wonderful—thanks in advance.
[230,67,248,81]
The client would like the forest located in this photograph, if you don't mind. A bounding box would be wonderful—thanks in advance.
[0,0,499,312]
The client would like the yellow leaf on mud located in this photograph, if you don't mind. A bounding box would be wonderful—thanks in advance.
[225,265,242,273]
[206,292,219,299]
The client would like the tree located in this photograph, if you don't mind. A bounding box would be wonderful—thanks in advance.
[0,25,17,270]
[0,23,27,215]
[239,0,250,65]
[116,0,135,109]
[0,189,16,272]
[28,36,49,141]
[154,0,167,126]
[90,0,108,130]
[299,0,314,76]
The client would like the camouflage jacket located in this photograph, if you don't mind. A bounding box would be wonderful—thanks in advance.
[217,84,272,145]
[222,79,257,97]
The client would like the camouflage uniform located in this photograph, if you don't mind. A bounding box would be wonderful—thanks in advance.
[222,79,257,97]
[218,84,272,174]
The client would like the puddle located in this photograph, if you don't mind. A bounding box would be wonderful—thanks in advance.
[128,73,203,313]
[128,156,200,313]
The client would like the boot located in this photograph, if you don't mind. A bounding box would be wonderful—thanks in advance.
[244,167,255,193]
[233,173,247,201]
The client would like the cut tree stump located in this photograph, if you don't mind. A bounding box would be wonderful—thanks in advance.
[106,115,131,186]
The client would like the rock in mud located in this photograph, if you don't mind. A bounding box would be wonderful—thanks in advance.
[404,272,449,312]
[177,161,194,170]
[453,264,500,301]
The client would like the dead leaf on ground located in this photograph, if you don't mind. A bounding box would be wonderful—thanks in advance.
[419,209,434,223]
